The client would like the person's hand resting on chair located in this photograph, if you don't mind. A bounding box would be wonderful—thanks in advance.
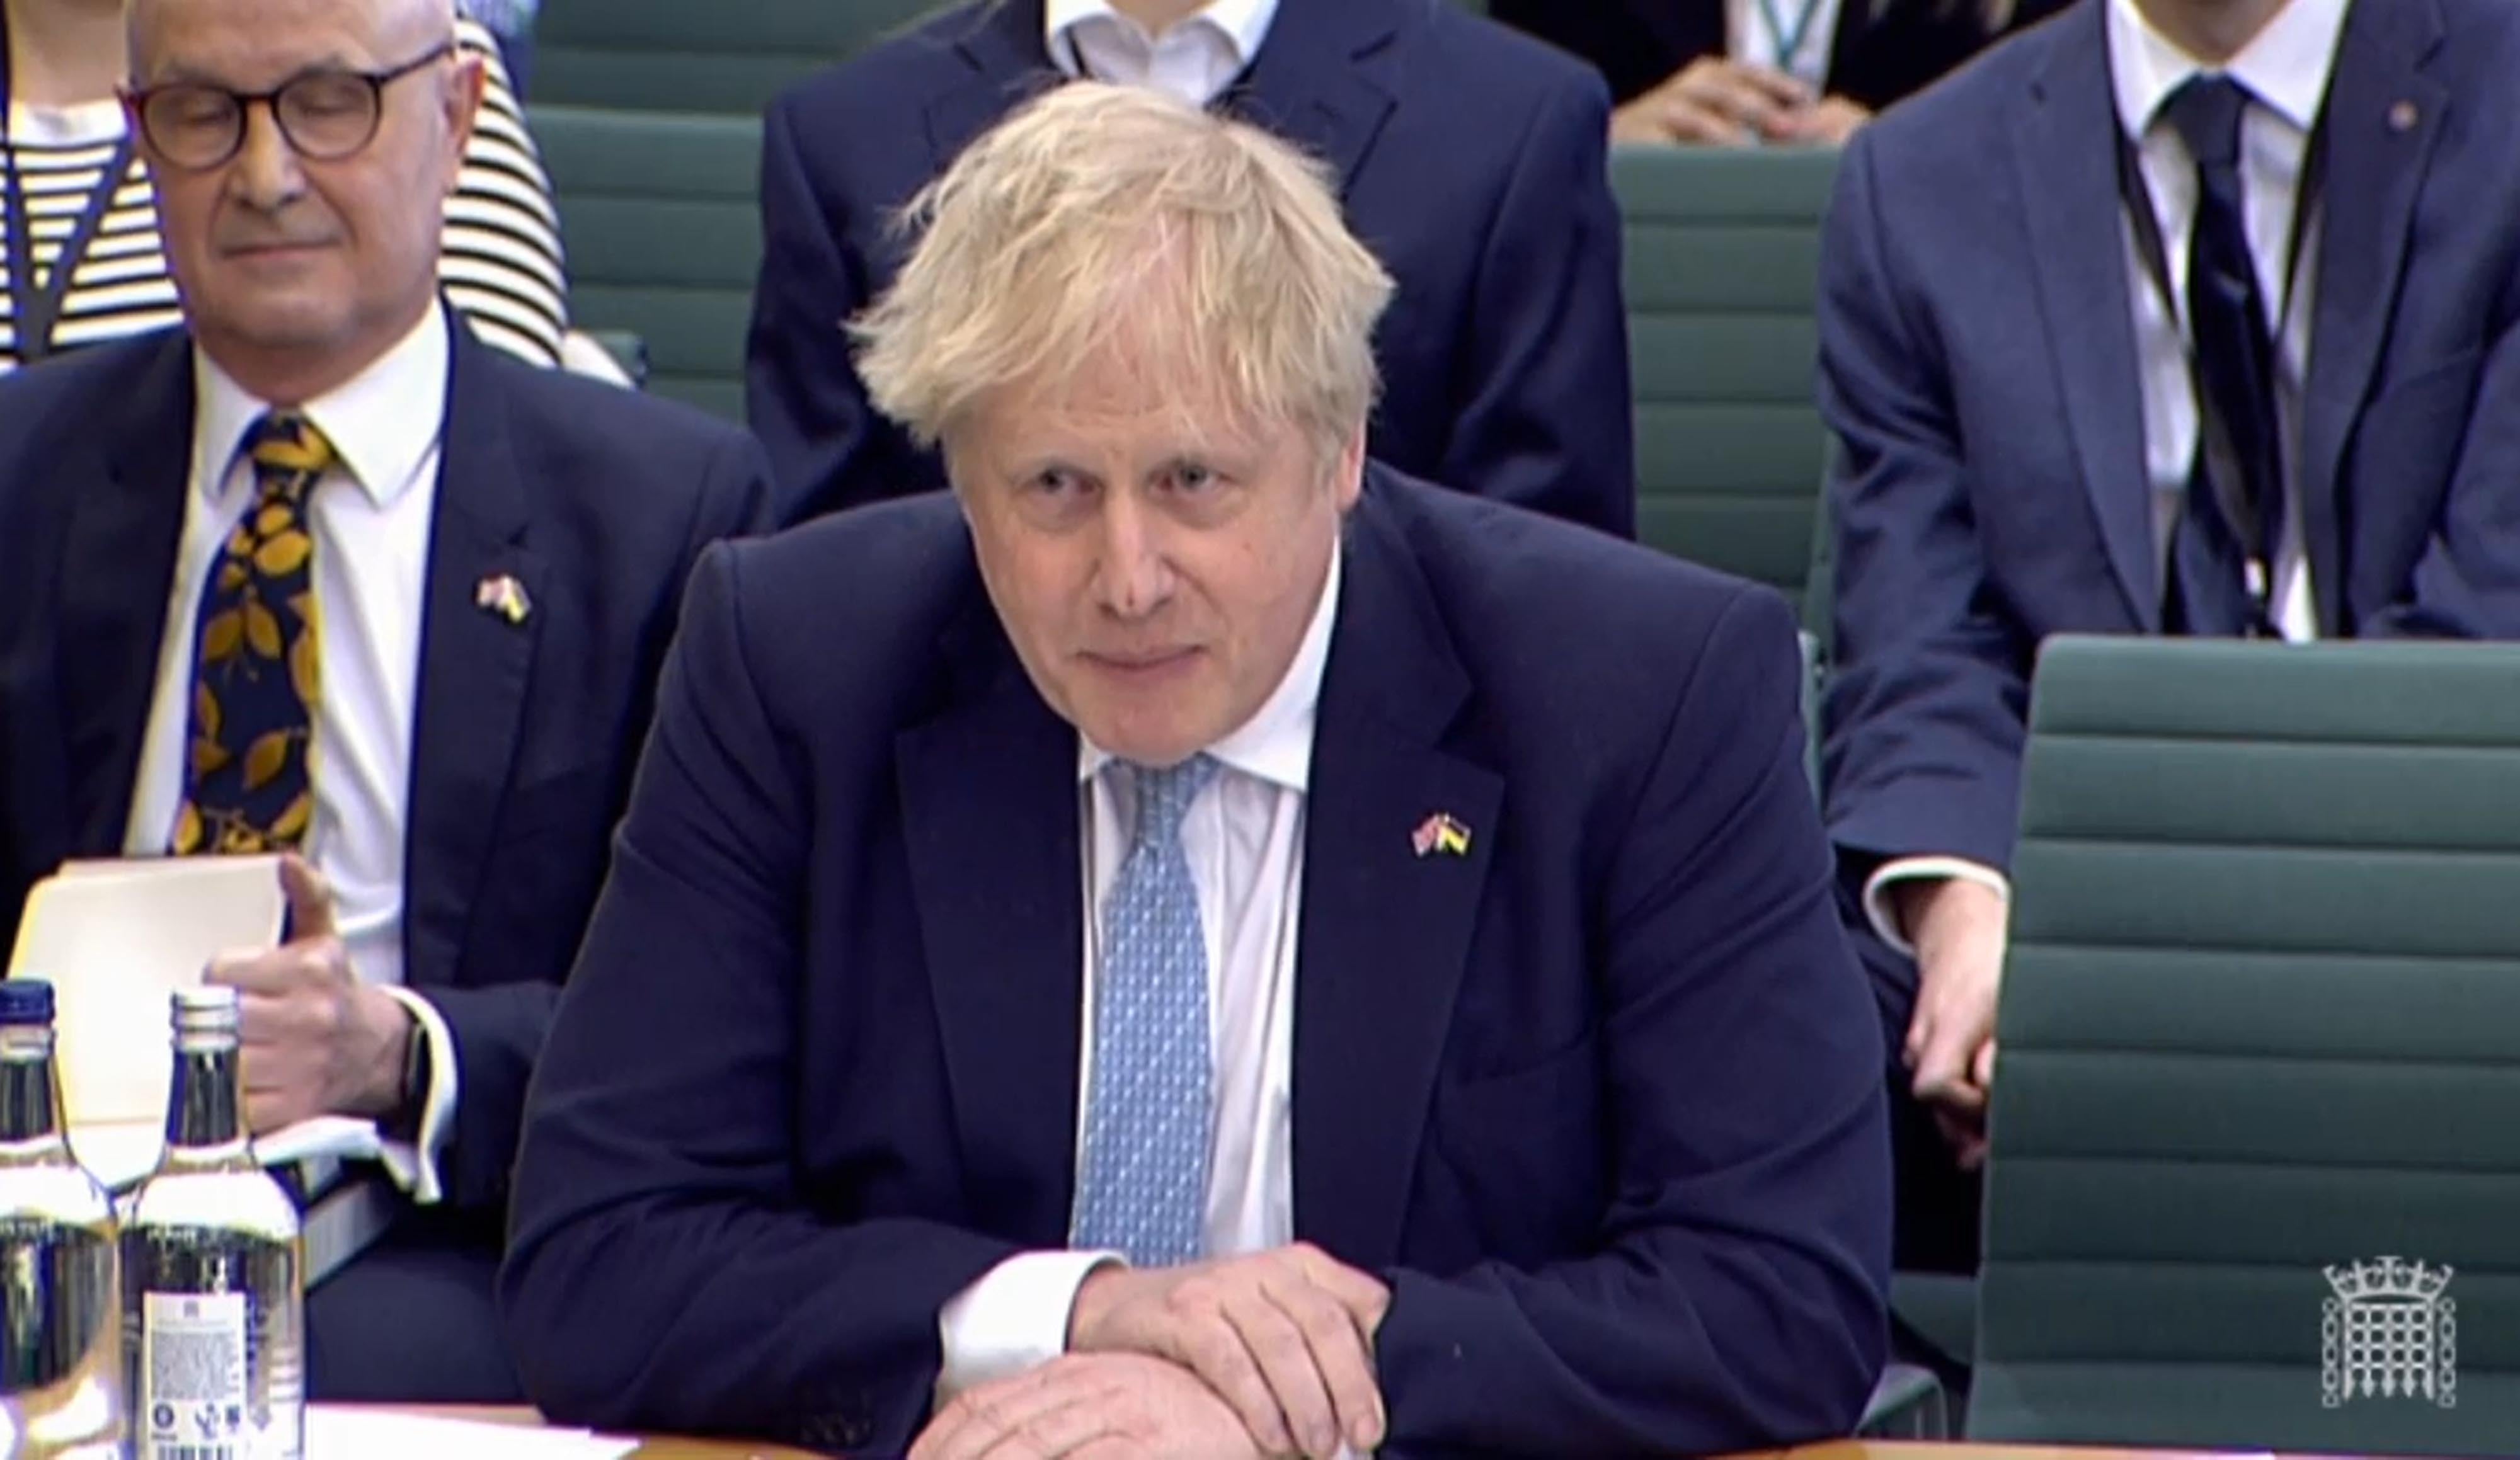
[1894,876,2007,1169]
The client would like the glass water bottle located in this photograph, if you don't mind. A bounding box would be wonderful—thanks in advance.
[0,979,123,1458]
[121,986,303,1460]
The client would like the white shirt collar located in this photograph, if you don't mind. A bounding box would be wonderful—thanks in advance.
[1043,0,1280,76]
[1079,537,1340,795]
[191,301,452,511]
[2107,0,2351,139]
[3,98,127,146]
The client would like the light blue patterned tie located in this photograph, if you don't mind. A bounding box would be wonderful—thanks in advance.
[1071,754,1220,1267]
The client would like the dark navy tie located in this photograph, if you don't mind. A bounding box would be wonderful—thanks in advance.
[2161,75,2282,636]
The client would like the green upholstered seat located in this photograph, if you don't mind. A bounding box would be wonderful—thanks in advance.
[531,105,761,421]
[1610,143,1838,617]
[1973,635,2520,1454]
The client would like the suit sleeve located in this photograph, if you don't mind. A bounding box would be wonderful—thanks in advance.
[425,430,776,1214]
[1376,586,1892,1455]
[742,94,885,527]
[1815,132,2034,877]
[2360,303,2520,637]
[498,544,1017,1456]
[1445,68,1637,540]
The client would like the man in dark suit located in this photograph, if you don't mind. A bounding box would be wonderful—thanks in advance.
[743,0,1634,537]
[1495,0,2070,145]
[504,83,1889,1459]
[0,0,767,1400]
[1817,0,2520,1265]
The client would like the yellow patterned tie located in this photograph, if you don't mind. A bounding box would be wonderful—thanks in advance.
[171,413,332,857]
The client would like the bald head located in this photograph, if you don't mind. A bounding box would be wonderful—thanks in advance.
[127,0,455,76]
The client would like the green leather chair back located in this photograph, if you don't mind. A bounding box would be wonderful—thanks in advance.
[1610,144,1838,618]
[1974,635,2520,1454]
[533,105,762,421]
[534,0,942,113]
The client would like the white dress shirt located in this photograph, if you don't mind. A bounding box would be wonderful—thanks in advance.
[1726,0,1844,90]
[1044,0,1280,108]
[1860,0,2351,952]
[936,545,1342,1399]
[122,304,462,1202]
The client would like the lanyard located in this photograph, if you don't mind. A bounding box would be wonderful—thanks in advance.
[2112,100,2327,602]
[0,37,140,366]
[1753,0,1831,77]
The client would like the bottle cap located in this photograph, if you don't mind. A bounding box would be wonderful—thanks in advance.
[172,984,240,1036]
[0,981,55,1026]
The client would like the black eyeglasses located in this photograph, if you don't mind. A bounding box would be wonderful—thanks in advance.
[125,41,457,173]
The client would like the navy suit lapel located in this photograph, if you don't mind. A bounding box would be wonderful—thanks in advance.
[2015,3,2157,629]
[2298,0,2446,636]
[1228,0,1400,198]
[62,334,193,854]
[403,321,542,994]
[898,598,1086,1250]
[925,0,1402,201]
[927,0,1059,173]
[1292,485,1501,1271]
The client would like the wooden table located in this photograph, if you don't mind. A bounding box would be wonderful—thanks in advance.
[368,1406,819,1457]
[411,1411,2352,1458]
[614,1446,2304,1459]
[604,1437,818,1458]
[1742,1446,2352,1459]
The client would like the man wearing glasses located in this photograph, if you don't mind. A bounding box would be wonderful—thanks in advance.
[0,0,770,1402]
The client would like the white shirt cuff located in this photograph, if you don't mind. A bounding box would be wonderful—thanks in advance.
[1861,857,2012,958]
[369,984,458,1206]
[936,1250,1121,1404]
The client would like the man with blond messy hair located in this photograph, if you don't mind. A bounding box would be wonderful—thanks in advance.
[503,83,1891,1459]
[745,0,1632,535]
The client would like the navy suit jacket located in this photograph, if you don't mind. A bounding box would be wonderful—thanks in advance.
[1491,0,2071,112]
[743,0,1635,537]
[0,319,771,1219]
[499,470,1890,1456]
[1818,0,2520,893]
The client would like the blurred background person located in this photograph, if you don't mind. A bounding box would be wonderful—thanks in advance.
[1816,0,2520,1282]
[1493,0,2070,145]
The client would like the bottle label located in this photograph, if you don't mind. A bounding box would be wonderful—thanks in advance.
[139,1291,249,1460]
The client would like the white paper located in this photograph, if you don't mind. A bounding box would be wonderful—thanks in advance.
[69,1114,384,1193]
[6,855,286,1126]
[307,1408,640,1459]
[8,857,386,1189]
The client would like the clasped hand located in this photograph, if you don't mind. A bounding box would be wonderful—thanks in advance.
[914,1244,1391,1460]
[1610,57,1872,147]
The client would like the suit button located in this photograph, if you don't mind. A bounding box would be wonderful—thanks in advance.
[801,1413,870,1453]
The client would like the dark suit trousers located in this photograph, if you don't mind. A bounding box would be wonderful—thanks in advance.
[306,1211,522,1403]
